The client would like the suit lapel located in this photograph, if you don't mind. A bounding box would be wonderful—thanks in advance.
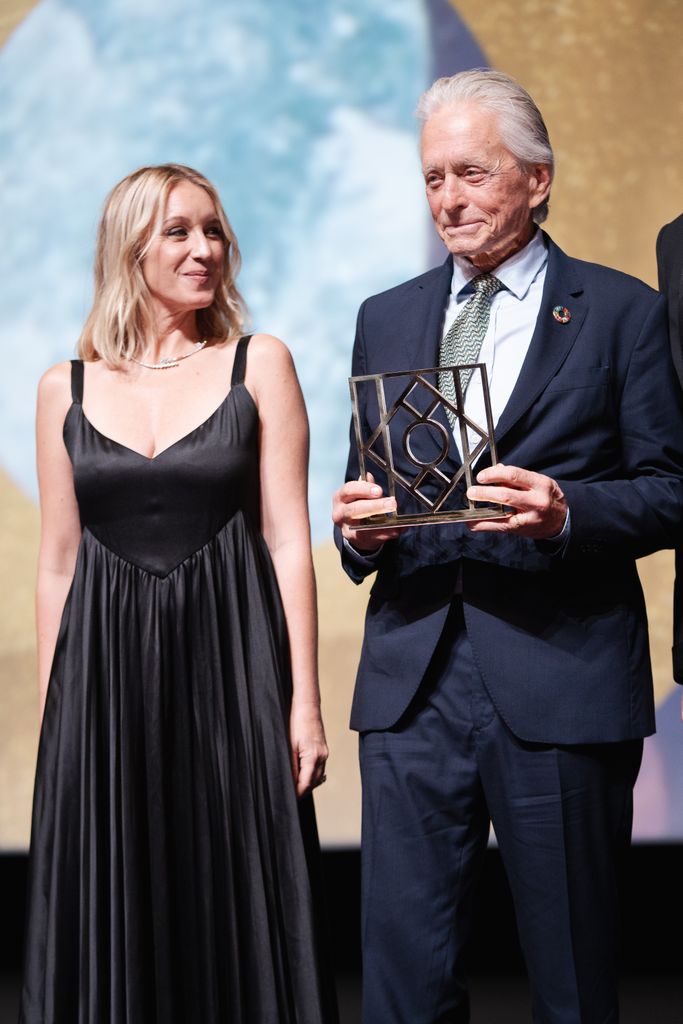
[491,234,587,450]
[389,256,453,374]
[414,259,461,445]
[380,258,457,467]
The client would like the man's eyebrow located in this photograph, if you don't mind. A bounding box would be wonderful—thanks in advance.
[422,159,488,173]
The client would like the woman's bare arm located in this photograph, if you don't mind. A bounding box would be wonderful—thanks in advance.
[35,363,82,720]
[247,334,328,797]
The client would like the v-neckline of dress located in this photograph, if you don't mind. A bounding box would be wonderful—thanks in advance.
[76,383,254,462]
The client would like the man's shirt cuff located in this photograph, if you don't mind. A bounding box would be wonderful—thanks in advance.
[543,508,571,550]
[343,536,384,564]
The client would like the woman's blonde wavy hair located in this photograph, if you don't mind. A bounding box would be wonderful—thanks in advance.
[78,164,247,365]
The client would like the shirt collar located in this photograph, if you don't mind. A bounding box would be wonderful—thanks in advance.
[450,228,548,302]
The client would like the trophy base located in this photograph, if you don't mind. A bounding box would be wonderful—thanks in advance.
[352,506,512,530]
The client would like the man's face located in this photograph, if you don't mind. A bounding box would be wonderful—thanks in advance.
[420,102,551,271]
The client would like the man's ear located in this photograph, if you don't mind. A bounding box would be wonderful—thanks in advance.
[528,163,552,211]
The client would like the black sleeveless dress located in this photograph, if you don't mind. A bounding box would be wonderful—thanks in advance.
[20,337,337,1024]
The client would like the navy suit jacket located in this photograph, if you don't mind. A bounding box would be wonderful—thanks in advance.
[337,234,683,743]
[656,212,683,684]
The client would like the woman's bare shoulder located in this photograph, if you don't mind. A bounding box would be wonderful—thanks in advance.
[246,333,294,372]
[37,361,75,415]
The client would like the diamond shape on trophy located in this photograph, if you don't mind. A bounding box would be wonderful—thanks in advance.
[349,364,510,528]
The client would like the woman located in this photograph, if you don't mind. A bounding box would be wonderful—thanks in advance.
[21,164,337,1023]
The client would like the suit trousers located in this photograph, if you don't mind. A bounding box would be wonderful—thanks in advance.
[359,601,642,1024]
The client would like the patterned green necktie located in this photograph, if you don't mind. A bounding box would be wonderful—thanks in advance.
[438,272,504,429]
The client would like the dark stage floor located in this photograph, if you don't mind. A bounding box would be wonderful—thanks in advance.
[2,970,681,1022]
[3,847,681,1022]
[336,972,683,1023]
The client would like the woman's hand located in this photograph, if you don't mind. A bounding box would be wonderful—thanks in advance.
[289,700,329,798]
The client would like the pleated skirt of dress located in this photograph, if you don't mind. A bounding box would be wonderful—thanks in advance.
[19,516,337,1024]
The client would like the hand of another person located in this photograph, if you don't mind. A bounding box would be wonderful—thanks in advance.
[466,464,568,539]
[332,473,400,552]
[290,700,329,798]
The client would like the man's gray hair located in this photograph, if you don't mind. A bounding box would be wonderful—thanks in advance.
[416,69,554,224]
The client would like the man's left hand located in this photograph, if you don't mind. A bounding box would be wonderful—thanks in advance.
[466,464,568,539]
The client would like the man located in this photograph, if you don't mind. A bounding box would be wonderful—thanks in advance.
[332,70,683,1023]
[656,213,683,684]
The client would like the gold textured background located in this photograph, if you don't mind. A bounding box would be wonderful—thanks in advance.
[1,0,681,848]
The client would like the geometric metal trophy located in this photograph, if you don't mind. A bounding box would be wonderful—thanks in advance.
[349,362,511,529]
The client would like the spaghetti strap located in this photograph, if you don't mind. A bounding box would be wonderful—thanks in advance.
[70,359,84,404]
[231,335,252,387]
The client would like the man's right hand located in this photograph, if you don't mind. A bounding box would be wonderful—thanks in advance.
[332,474,401,552]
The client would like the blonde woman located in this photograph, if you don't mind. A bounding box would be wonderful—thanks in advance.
[21,164,337,1023]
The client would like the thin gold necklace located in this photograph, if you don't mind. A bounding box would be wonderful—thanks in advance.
[129,339,207,370]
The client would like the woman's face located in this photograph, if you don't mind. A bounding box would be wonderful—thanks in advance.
[141,181,225,318]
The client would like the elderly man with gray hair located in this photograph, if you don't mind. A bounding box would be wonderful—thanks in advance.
[333,69,683,1023]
